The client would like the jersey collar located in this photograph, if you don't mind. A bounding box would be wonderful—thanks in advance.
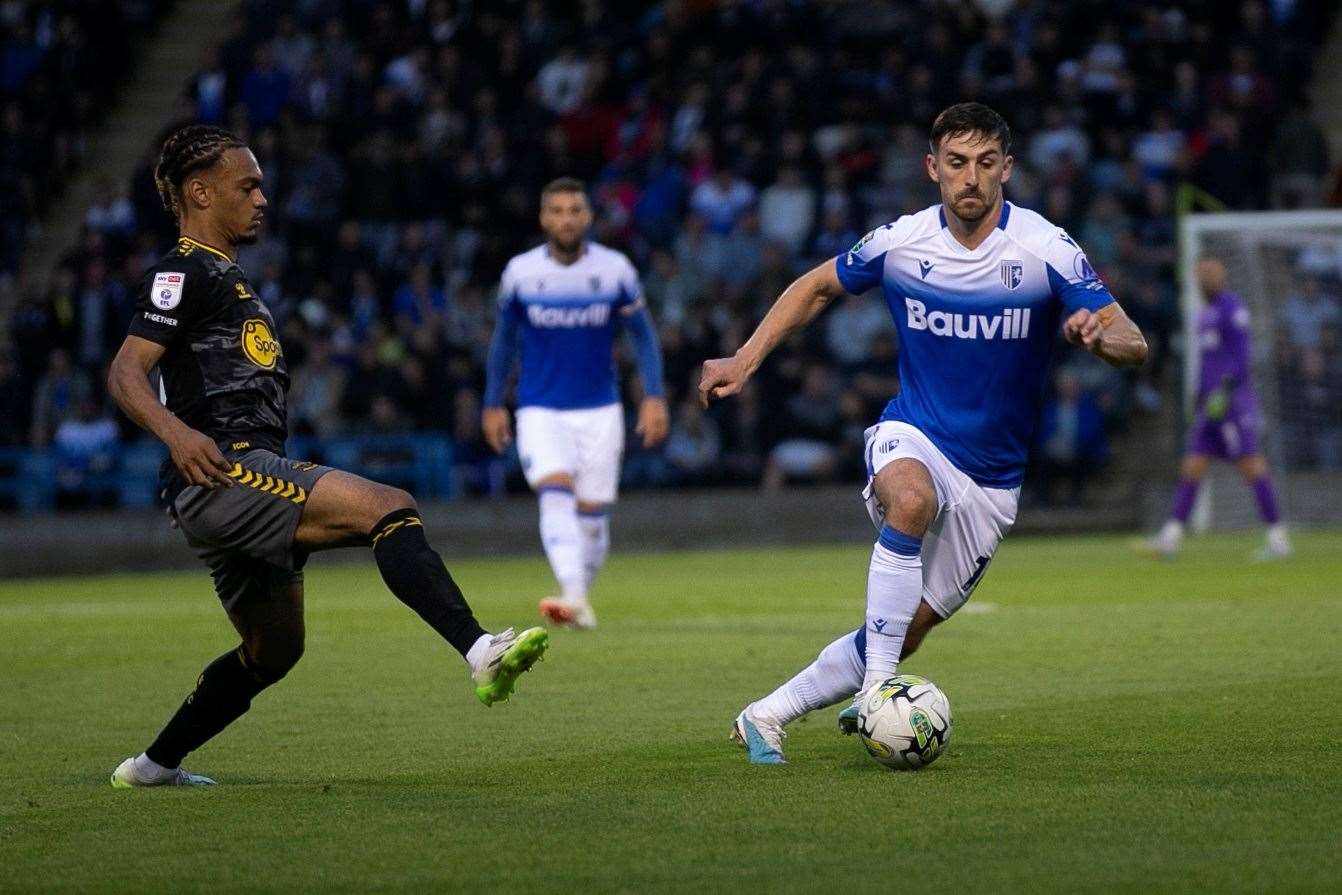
[543,241,589,267]
[178,236,234,262]
[938,201,1011,255]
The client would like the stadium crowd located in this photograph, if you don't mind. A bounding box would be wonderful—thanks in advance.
[1,0,1338,507]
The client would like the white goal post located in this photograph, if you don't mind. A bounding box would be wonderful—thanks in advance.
[1178,209,1342,530]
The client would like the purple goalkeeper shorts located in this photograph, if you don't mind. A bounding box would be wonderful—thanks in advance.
[1189,413,1260,460]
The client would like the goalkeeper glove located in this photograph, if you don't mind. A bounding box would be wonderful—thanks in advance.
[1203,386,1228,421]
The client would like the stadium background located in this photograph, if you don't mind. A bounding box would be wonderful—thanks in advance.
[0,0,1340,563]
[2,4,1340,893]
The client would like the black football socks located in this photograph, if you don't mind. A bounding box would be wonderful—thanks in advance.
[370,508,487,658]
[145,646,287,768]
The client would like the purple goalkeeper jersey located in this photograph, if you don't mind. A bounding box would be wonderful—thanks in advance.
[1197,291,1257,417]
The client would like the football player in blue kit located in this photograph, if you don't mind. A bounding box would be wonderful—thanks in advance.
[700,103,1149,763]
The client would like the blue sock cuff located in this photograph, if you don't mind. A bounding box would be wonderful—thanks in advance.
[537,485,575,497]
[852,626,866,667]
[878,525,922,556]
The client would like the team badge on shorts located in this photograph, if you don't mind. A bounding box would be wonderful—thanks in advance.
[152,271,185,309]
[1000,260,1023,290]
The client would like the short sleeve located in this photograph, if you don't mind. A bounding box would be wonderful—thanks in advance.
[1042,230,1116,313]
[497,262,522,317]
[126,265,201,346]
[835,218,913,295]
[615,254,644,313]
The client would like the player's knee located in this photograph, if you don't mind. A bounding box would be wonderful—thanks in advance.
[248,635,304,679]
[1179,456,1206,480]
[884,487,935,533]
[373,486,416,519]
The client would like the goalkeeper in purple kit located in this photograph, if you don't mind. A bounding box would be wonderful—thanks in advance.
[1144,257,1290,560]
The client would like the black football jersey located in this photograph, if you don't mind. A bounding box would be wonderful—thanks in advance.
[127,236,289,454]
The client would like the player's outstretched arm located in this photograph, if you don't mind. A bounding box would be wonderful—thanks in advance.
[699,260,847,405]
[107,335,234,488]
[1062,301,1148,368]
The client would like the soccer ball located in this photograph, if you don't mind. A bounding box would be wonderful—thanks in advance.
[857,674,952,770]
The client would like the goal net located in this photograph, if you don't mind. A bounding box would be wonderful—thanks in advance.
[1178,210,1342,530]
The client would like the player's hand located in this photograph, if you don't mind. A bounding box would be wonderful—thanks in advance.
[636,396,670,448]
[166,427,234,489]
[699,355,750,407]
[482,407,512,454]
[1062,308,1105,353]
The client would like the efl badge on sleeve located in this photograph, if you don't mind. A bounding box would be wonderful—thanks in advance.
[1000,260,1023,291]
[152,271,185,310]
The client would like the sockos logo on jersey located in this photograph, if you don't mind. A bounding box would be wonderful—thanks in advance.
[241,319,282,369]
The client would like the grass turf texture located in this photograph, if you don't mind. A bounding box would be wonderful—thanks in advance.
[1,530,1339,893]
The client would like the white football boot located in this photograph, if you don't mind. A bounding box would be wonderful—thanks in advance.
[471,626,549,706]
[1253,525,1292,562]
[110,756,216,788]
[730,705,786,764]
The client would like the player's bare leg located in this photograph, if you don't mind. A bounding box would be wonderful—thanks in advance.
[1236,454,1290,560]
[298,470,547,705]
[533,472,597,630]
[113,580,305,787]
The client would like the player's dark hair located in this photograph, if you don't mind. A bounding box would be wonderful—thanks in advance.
[929,103,1011,156]
[154,124,247,222]
[541,176,587,202]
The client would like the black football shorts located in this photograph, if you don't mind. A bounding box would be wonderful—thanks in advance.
[171,448,333,610]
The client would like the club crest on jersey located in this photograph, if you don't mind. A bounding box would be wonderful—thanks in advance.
[241,318,282,369]
[151,271,185,310]
[1000,260,1023,290]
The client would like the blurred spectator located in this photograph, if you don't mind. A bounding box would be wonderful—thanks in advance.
[53,398,119,497]
[1035,369,1108,506]
[1280,276,1341,350]
[758,166,816,256]
[665,398,722,485]
[30,349,91,448]
[763,363,842,490]
[1269,99,1331,208]
[690,168,756,235]
[3,0,1337,509]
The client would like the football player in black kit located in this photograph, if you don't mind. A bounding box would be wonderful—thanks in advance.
[106,125,548,787]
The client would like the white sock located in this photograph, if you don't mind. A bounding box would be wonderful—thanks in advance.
[465,632,492,670]
[134,752,173,779]
[861,528,924,692]
[578,510,610,594]
[1266,523,1290,551]
[752,629,865,726]
[539,488,586,602]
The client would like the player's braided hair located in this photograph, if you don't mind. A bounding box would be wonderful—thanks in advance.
[154,124,246,222]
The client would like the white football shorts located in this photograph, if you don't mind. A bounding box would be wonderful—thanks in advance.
[516,402,625,504]
[862,420,1019,619]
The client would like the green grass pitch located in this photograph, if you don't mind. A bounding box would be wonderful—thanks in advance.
[1,530,1339,893]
